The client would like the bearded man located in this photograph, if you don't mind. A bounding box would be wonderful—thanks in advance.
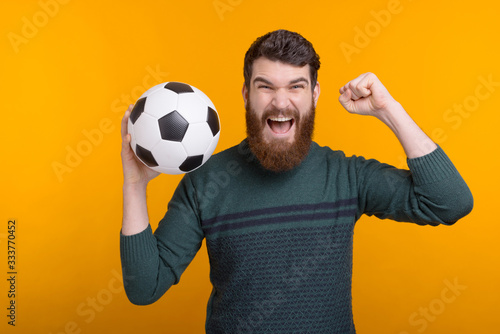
[119,30,473,333]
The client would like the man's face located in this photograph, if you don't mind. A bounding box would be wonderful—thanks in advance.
[242,57,320,172]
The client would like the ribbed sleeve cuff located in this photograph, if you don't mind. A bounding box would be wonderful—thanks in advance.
[120,225,158,263]
[406,145,459,185]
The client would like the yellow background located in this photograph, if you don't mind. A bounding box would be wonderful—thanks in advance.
[1,0,498,333]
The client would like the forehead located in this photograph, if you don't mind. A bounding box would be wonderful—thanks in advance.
[251,58,311,85]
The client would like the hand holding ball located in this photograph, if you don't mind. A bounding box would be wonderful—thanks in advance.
[127,82,220,174]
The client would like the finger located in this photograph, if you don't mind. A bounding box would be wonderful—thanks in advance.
[121,106,134,154]
[340,72,373,101]
[340,84,362,101]
[338,89,354,112]
[340,73,362,94]
[349,90,361,101]
[357,72,375,95]
[361,72,389,100]
[121,104,134,140]
[348,80,371,98]
[121,134,132,154]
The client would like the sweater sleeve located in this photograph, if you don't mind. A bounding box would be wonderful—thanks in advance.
[355,145,473,225]
[120,174,204,305]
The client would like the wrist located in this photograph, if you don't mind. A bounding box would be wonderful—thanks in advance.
[123,180,148,194]
[376,101,437,158]
[122,181,149,236]
[375,100,407,131]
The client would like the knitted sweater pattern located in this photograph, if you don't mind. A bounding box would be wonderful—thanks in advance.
[120,140,473,334]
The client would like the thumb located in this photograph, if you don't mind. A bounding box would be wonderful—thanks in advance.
[122,133,131,150]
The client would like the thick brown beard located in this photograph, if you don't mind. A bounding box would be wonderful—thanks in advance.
[245,99,315,172]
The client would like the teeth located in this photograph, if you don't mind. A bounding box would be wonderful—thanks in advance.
[269,117,292,122]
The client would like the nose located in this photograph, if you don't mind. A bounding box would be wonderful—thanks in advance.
[271,88,290,111]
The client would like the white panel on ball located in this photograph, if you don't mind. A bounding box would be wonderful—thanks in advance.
[133,113,162,149]
[145,89,179,119]
[176,93,208,124]
[140,83,168,97]
[156,167,184,175]
[203,132,220,164]
[151,140,188,169]
[191,86,216,110]
[182,123,214,156]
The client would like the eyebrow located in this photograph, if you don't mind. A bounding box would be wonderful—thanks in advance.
[289,77,309,86]
[253,76,310,87]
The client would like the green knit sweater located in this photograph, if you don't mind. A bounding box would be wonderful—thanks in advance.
[120,140,473,333]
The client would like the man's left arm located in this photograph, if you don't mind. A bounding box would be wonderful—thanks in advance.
[338,72,473,224]
[339,72,437,159]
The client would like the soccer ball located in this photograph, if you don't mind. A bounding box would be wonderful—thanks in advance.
[128,81,220,174]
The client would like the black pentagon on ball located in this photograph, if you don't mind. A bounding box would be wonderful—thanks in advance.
[164,82,194,94]
[136,144,158,167]
[179,155,204,172]
[206,106,220,136]
[130,97,147,124]
[158,111,189,142]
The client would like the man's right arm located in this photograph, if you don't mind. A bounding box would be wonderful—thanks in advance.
[119,106,204,305]
[120,105,166,305]
[121,105,160,236]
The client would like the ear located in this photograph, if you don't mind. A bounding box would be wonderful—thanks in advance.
[242,83,249,107]
[313,81,320,107]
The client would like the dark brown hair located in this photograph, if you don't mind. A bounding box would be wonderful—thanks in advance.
[243,29,321,91]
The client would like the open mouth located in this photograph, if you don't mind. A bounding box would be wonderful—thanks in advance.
[267,116,294,135]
